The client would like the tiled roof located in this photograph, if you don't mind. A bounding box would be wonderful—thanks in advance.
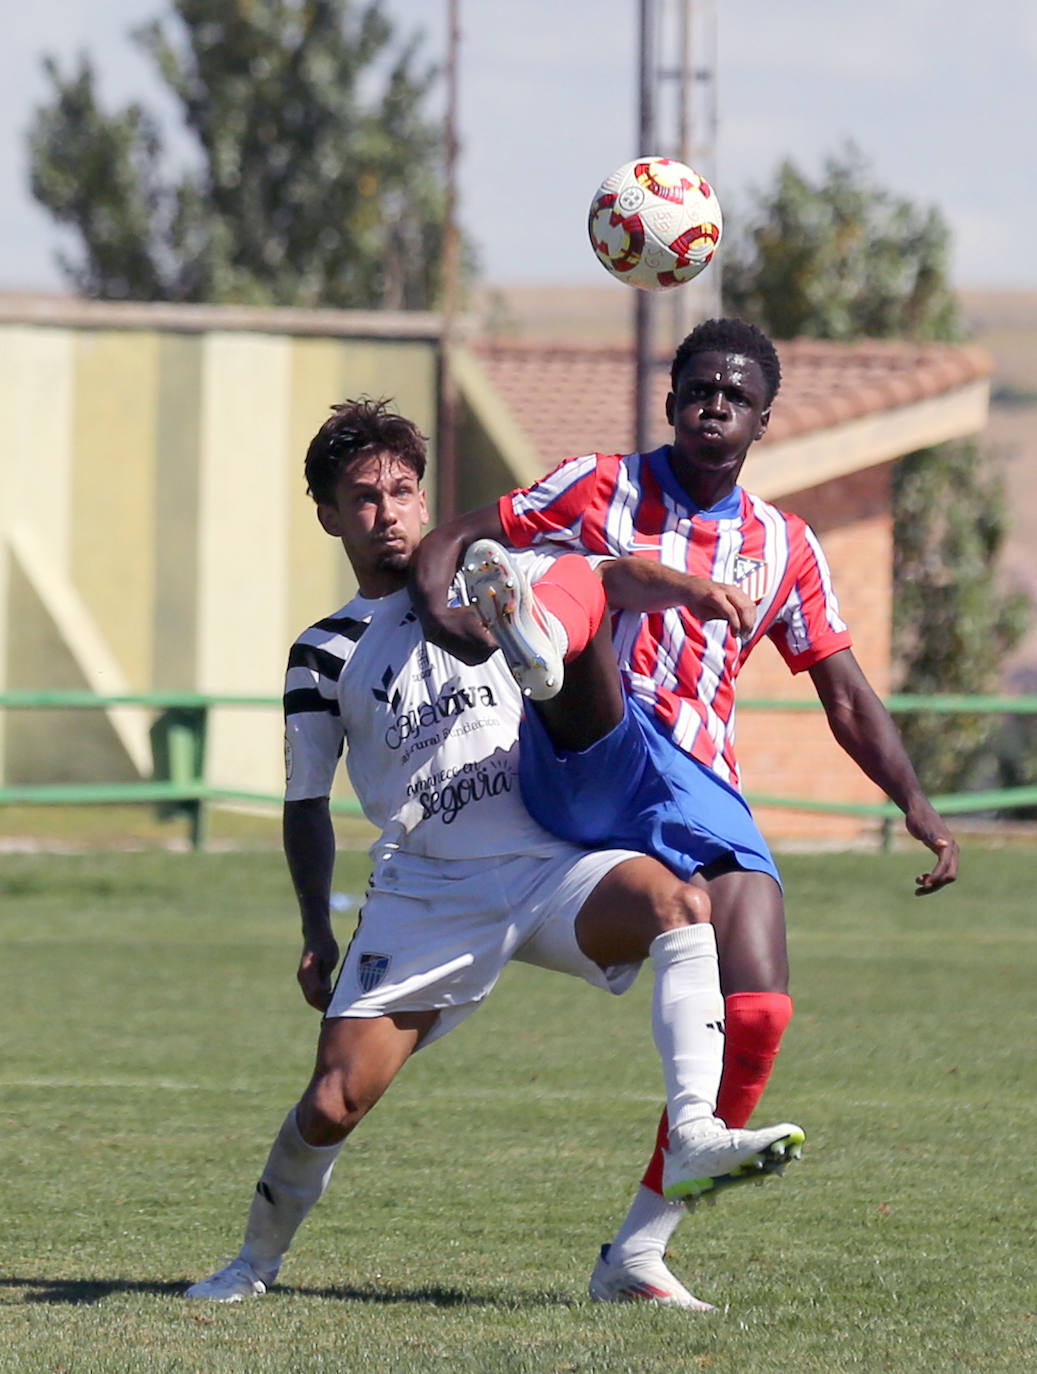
[471,337,993,467]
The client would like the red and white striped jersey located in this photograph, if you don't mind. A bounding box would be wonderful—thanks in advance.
[499,446,853,790]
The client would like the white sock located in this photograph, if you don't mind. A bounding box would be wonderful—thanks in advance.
[609,1185,685,1265]
[649,923,725,1136]
[238,1107,343,1280]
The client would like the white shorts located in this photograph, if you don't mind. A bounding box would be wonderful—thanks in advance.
[326,845,644,1047]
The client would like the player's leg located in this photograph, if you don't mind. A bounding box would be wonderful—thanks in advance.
[185,1010,434,1301]
[574,858,803,1193]
[566,857,801,1309]
[462,540,626,747]
[707,866,793,1126]
[640,864,792,1161]
[609,866,795,1304]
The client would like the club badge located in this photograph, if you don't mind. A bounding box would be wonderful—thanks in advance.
[731,555,771,603]
[356,951,391,993]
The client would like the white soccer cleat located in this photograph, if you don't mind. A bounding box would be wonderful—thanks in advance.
[588,1244,715,1311]
[662,1119,805,1203]
[184,1256,271,1302]
[461,539,567,701]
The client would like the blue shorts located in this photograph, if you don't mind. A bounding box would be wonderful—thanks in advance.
[518,695,781,888]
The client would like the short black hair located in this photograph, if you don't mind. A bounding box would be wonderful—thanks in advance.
[670,318,782,405]
[305,397,427,505]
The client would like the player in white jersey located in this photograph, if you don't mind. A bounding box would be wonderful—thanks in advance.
[184,397,804,1305]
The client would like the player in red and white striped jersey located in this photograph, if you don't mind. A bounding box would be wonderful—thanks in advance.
[501,444,852,790]
[412,317,958,1308]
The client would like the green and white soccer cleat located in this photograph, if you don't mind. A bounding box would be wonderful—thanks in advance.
[662,1119,805,1203]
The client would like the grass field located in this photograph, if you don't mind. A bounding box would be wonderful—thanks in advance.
[1,842,1035,1373]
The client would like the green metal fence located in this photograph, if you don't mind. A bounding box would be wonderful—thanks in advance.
[0,691,362,849]
[1,690,1035,849]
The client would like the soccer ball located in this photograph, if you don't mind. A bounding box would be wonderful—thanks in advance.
[587,157,722,290]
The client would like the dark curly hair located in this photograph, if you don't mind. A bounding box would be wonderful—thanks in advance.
[670,318,782,405]
[305,397,427,505]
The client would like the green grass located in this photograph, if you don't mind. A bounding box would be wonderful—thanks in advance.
[1,845,1035,1372]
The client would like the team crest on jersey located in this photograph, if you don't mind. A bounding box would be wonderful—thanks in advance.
[731,555,772,602]
[357,951,392,992]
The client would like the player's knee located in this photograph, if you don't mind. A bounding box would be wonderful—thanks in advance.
[299,1068,369,1143]
[654,878,711,932]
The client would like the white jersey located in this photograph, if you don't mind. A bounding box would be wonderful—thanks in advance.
[283,565,566,862]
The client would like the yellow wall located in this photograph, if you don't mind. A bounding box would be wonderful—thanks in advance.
[0,302,442,800]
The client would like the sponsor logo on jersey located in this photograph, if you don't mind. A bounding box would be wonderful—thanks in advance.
[416,762,513,824]
[357,951,392,993]
[731,555,771,602]
[382,675,499,750]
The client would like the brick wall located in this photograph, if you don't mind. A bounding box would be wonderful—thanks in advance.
[737,463,894,843]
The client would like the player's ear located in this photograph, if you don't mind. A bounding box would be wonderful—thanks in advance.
[755,407,771,441]
[419,488,430,527]
[665,391,676,425]
[316,503,342,538]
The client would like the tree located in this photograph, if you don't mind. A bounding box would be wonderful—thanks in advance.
[28,0,455,310]
[723,145,960,342]
[892,440,1029,793]
[722,145,1029,794]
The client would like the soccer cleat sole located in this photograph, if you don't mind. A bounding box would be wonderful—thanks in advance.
[462,541,564,700]
[662,1126,806,1204]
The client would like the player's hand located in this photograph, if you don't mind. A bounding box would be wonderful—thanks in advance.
[682,578,757,636]
[297,931,341,1011]
[904,804,959,895]
[418,604,499,665]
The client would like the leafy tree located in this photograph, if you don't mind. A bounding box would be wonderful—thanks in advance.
[723,145,960,342]
[892,440,1029,793]
[28,0,455,309]
[723,145,1029,794]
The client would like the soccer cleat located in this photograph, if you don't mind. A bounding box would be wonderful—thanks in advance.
[662,1119,805,1203]
[461,539,567,701]
[184,1256,271,1302]
[588,1244,715,1311]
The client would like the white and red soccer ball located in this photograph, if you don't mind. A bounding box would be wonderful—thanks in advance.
[588,157,722,291]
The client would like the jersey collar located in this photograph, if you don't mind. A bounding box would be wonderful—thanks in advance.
[645,445,744,521]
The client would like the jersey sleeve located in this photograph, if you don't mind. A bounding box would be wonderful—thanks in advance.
[766,522,853,673]
[283,633,346,801]
[498,453,606,550]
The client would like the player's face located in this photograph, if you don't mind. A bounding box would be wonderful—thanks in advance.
[317,451,429,597]
[666,351,771,499]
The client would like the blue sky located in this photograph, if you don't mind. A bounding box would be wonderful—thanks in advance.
[2,0,1034,292]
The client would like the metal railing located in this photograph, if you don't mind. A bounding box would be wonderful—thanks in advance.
[0,691,362,849]
[1,690,1035,849]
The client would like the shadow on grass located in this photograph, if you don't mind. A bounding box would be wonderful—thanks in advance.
[291,1282,573,1309]
[0,1276,573,1310]
[0,1277,187,1304]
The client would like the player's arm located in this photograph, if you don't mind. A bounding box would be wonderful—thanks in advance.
[601,557,757,635]
[808,648,959,895]
[409,501,504,663]
[284,796,340,1010]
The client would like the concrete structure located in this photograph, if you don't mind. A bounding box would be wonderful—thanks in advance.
[0,297,440,804]
[0,296,992,838]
